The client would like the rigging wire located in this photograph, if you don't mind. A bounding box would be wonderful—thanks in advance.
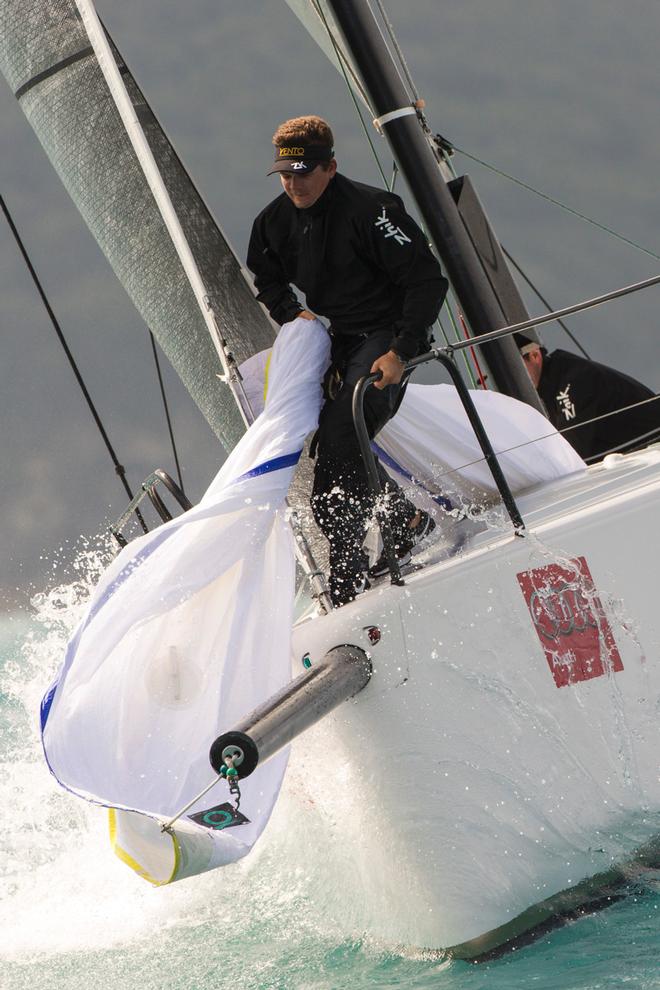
[435,136,600,360]
[309,0,373,107]
[453,144,660,264]
[371,0,419,102]
[3,194,186,523]
[311,0,389,187]
[501,247,591,358]
[437,137,595,358]
[148,332,186,493]
[1,193,146,528]
[430,133,653,357]
[314,2,655,383]
[381,109,589,361]
[436,137,637,359]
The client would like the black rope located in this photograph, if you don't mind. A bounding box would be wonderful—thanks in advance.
[502,246,591,359]
[148,331,186,494]
[1,194,148,532]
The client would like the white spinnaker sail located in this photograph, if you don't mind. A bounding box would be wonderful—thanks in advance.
[376,383,586,501]
[240,351,586,501]
[40,319,331,884]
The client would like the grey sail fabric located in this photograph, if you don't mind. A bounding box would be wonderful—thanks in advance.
[284,0,369,105]
[0,0,275,447]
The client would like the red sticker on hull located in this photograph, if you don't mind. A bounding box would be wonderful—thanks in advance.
[517,556,623,688]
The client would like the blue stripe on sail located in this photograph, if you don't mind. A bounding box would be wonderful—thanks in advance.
[40,448,303,732]
[40,524,176,731]
[236,449,302,481]
[81,449,302,622]
[87,527,176,627]
[40,678,59,732]
[371,442,453,512]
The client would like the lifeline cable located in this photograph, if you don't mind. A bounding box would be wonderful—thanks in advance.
[386,392,660,497]
[501,246,591,358]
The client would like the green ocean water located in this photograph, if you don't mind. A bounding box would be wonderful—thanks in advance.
[1,597,659,990]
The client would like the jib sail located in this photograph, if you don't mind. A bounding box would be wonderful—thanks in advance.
[0,0,275,448]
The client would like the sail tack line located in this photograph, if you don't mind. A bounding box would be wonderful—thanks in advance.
[73,0,252,428]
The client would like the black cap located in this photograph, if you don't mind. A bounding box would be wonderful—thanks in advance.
[267,144,334,175]
[513,332,541,354]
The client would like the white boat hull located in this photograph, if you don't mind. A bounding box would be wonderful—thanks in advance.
[290,449,660,956]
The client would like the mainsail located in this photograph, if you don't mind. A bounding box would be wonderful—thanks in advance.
[0,0,275,448]
[284,0,372,107]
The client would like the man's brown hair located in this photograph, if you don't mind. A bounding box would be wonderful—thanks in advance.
[272,115,334,148]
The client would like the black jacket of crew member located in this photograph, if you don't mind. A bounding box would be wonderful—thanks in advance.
[539,349,660,460]
[247,172,448,361]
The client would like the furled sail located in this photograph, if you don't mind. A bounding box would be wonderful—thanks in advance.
[376,383,586,500]
[40,318,331,884]
[0,0,275,447]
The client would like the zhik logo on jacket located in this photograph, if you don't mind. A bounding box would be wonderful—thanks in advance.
[556,384,577,421]
[374,207,411,246]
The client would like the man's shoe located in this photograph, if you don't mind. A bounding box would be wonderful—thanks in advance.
[330,574,371,608]
[367,510,436,579]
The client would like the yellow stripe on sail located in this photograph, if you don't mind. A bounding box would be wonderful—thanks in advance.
[263,351,272,402]
[108,808,181,886]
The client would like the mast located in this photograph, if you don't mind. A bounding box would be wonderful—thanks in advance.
[325,0,545,412]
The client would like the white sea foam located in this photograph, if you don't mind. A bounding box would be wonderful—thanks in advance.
[1,546,658,986]
[0,550,210,959]
[0,550,354,963]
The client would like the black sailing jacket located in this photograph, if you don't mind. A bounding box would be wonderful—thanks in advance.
[539,349,660,460]
[247,173,448,361]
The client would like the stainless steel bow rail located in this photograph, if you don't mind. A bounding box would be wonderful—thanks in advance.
[111,469,192,547]
[352,351,526,587]
[352,270,660,588]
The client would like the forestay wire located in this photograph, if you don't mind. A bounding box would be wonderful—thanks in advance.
[3,192,188,513]
[1,193,144,521]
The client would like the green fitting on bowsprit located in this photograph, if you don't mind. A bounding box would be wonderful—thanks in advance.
[220,766,238,779]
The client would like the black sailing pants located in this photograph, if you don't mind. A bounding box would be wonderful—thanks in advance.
[310,330,418,604]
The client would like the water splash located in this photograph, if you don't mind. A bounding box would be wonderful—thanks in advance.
[1,540,659,988]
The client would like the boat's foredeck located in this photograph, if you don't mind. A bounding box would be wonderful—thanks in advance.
[295,443,660,624]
